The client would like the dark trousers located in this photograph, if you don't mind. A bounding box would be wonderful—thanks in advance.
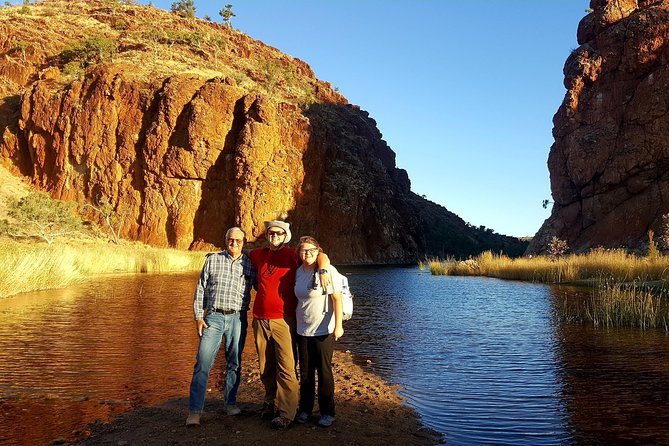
[297,333,335,417]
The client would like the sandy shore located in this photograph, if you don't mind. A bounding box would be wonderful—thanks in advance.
[78,350,443,445]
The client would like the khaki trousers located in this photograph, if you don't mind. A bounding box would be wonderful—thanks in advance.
[252,317,299,419]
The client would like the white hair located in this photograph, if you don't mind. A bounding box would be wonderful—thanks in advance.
[225,227,246,241]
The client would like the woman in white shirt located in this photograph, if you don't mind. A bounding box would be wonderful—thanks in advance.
[293,236,344,427]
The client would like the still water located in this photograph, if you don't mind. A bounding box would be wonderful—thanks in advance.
[1,267,669,445]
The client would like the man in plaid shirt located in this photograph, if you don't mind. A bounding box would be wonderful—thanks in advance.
[186,227,257,427]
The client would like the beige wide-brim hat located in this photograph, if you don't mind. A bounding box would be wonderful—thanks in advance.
[264,220,292,244]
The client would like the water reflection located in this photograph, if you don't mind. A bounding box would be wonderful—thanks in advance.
[0,273,204,445]
[550,286,669,445]
[2,268,669,445]
[338,267,570,445]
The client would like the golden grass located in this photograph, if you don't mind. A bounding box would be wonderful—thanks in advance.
[430,249,669,284]
[586,283,668,330]
[0,238,207,298]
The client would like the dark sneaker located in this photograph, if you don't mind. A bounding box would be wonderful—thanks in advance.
[318,414,335,427]
[260,403,276,420]
[271,415,292,430]
[294,411,309,424]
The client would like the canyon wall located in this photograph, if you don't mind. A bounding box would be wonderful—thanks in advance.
[530,0,669,253]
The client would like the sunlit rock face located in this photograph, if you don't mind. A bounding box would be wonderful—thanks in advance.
[15,69,527,262]
[0,1,526,262]
[529,0,669,254]
[15,68,417,261]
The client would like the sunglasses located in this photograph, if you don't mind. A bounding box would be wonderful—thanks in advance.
[268,231,286,237]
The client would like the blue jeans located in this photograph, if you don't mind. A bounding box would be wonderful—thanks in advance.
[188,311,248,412]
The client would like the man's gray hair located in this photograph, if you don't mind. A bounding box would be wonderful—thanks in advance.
[225,226,246,241]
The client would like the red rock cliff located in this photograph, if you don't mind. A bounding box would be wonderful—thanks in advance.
[529,0,669,253]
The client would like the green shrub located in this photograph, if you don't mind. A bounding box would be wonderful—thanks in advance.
[12,39,29,61]
[143,29,206,47]
[170,0,195,18]
[2,192,85,245]
[60,36,117,66]
[62,60,84,77]
[111,19,128,30]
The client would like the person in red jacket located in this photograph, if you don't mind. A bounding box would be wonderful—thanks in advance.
[249,220,330,430]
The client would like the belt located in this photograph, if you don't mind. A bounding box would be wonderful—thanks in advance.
[212,308,238,315]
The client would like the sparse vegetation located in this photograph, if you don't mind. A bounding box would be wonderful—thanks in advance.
[143,29,206,48]
[62,60,84,78]
[263,59,299,93]
[82,195,127,244]
[0,0,333,105]
[1,192,85,245]
[170,0,194,18]
[11,39,29,62]
[60,36,117,67]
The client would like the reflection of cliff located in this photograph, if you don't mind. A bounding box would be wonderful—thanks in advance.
[551,287,669,444]
[0,0,526,262]
[530,0,669,253]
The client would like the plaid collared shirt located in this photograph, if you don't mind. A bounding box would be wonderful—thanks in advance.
[193,251,257,320]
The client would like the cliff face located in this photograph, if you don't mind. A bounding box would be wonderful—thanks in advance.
[0,0,526,262]
[529,0,669,253]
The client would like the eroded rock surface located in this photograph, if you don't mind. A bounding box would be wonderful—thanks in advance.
[530,0,669,253]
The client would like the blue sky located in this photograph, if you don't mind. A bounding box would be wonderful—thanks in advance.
[150,1,588,238]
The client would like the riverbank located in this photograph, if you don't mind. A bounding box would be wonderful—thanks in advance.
[428,249,669,283]
[0,238,206,298]
[78,350,443,446]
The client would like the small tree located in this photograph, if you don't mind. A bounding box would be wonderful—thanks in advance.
[83,195,126,244]
[1,192,83,245]
[171,0,195,18]
[647,230,660,261]
[12,39,29,62]
[548,236,569,259]
[219,4,235,27]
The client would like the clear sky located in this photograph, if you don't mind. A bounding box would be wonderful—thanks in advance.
[150,0,588,238]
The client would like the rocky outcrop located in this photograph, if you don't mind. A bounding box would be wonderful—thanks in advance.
[0,0,526,262]
[529,0,669,253]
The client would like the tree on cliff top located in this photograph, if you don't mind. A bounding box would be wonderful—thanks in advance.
[219,4,235,27]
[0,192,84,245]
[171,0,195,18]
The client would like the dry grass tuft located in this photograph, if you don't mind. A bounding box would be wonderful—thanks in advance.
[0,238,206,298]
